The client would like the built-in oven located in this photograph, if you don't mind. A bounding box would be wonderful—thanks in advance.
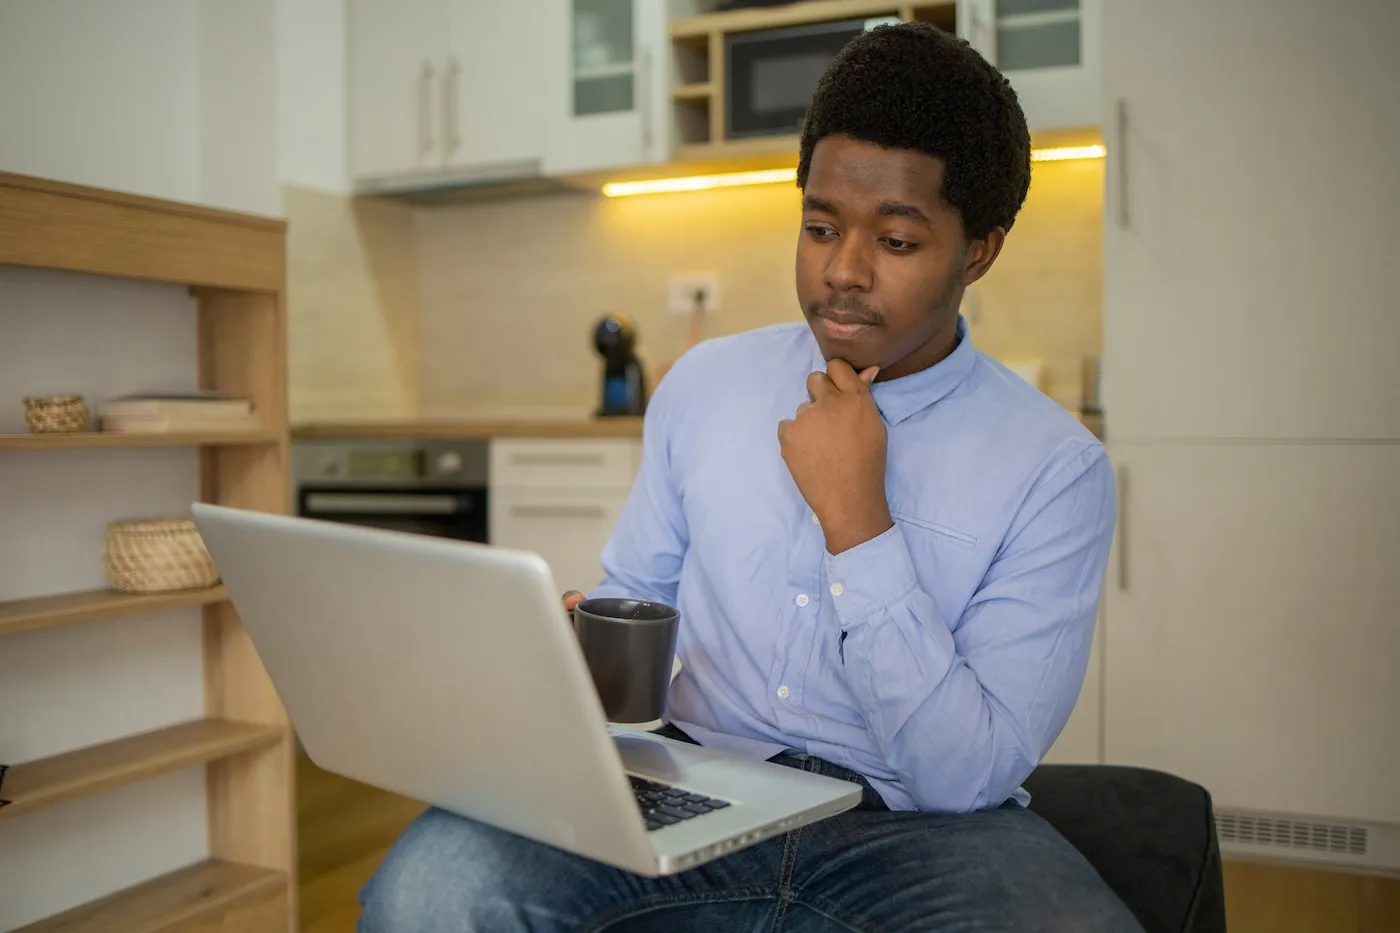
[725,14,899,140]
[292,439,488,543]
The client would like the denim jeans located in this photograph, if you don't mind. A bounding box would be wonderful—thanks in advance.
[357,726,1144,932]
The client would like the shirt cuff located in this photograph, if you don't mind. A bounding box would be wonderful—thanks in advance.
[823,522,919,626]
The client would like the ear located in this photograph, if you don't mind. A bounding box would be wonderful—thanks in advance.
[961,228,1006,287]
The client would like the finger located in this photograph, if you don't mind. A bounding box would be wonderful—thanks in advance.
[858,365,880,386]
[792,400,814,419]
[806,371,835,401]
[826,358,864,392]
[562,590,585,611]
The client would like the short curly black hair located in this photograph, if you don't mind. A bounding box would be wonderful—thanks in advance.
[797,22,1031,241]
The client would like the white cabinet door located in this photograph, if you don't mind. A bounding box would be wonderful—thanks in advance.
[544,0,668,175]
[1102,0,1400,440]
[1101,443,1400,825]
[490,487,629,596]
[346,0,446,185]
[443,0,556,182]
[959,0,1100,132]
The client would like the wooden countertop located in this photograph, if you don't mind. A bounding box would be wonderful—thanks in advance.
[290,418,644,440]
[293,412,1102,441]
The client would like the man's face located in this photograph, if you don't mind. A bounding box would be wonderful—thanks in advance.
[796,134,1003,381]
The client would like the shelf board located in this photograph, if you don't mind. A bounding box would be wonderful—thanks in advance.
[0,718,285,821]
[672,82,714,101]
[0,429,278,450]
[0,585,228,638]
[12,858,286,933]
[573,61,634,81]
[671,0,945,37]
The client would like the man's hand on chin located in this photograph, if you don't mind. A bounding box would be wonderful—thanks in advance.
[778,359,894,555]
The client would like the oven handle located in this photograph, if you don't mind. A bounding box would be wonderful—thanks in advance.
[303,493,466,516]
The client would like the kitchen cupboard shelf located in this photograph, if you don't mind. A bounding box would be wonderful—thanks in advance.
[0,718,285,822]
[12,858,287,933]
[0,585,229,638]
[0,429,278,450]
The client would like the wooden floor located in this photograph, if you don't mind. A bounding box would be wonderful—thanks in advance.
[297,754,1400,932]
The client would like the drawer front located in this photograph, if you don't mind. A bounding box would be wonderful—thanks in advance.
[490,438,641,490]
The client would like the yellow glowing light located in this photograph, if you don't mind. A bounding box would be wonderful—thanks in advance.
[1030,144,1107,162]
[601,144,1104,197]
[601,167,798,197]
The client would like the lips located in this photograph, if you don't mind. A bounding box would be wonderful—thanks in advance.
[815,309,877,340]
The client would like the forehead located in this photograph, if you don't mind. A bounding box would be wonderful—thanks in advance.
[804,134,946,212]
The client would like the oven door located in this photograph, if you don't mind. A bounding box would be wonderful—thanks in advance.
[298,487,488,542]
[726,18,881,139]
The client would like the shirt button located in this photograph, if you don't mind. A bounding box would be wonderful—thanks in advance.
[777,685,790,699]
[830,582,844,597]
[795,593,810,607]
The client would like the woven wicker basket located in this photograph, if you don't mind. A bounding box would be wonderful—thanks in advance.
[102,517,221,594]
[24,394,88,433]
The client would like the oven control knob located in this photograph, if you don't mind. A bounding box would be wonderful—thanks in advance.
[436,451,463,475]
[322,458,341,477]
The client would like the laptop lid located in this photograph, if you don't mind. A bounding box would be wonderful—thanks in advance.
[191,503,657,873]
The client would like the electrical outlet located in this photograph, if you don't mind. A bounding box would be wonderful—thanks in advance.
[667,274,719,315]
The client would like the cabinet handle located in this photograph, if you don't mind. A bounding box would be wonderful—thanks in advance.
[444,56,461,154]
[639,47,655,154]
[509,453,607,467]
[1113,98,1129,228]
[1116,464,1129,590]
[509,504,607,520]
[418,60,435,155]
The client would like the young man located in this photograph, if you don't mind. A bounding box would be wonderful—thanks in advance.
[359,22,1139,933]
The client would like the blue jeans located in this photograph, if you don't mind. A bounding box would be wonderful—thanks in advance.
[358,729,1143,932]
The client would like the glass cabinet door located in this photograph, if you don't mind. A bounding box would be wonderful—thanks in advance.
[572,0,636,117]
[993,0,1082,71]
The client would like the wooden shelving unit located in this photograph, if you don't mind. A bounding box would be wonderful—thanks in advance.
[0,170,297,931]
[667,0,956,162]
[0,585,230,638]
[13,859,285,933]
[1,718,285,821]
[0,430,278,450]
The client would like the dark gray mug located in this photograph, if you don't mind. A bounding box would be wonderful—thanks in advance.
[572,597,679,723]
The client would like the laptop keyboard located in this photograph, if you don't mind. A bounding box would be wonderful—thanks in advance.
[629,776,731,832]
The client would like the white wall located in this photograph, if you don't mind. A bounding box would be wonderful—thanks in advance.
[200,0,282,216]
[0,0,202,204]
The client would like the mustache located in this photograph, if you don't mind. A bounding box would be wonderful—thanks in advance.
[807,295,880,324]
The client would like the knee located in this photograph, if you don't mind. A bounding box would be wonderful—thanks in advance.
[357,807,511,933]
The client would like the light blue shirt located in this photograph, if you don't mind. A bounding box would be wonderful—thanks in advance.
[590,316,1116,813]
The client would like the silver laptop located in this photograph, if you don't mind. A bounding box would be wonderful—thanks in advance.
[191,503,861,876]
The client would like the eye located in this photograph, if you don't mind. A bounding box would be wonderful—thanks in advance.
[804,223,837,240]
[882,236,917,253]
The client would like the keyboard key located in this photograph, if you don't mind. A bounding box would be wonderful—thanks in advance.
[652,811,680,826]
[656,804,696,821]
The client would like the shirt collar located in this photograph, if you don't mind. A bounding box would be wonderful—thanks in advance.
[807,314,977,425]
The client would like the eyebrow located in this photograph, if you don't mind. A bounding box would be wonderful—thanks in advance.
[878,202,931,224]
[802,195,837,214]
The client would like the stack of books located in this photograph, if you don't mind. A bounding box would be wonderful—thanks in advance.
[98,390,260,434]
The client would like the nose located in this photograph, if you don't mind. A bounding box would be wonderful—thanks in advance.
[824,235,873,293]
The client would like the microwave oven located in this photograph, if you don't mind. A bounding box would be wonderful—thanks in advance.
[725,15,899,140]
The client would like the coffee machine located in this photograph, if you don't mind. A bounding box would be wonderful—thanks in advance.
[593,314,647,417]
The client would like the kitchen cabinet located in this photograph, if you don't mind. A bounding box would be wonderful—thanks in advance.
[1101,443,1400,826]
[346,0,558,192]
[346,0,444,184]
[958,0,1101,132]
[1102,0,1400,441]
[543,0,669,175]
[488,438,642,596]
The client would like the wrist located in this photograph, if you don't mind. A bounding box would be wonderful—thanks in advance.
[821,499,892,555]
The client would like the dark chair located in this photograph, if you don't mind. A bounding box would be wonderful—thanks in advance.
[1024,765,1227,933]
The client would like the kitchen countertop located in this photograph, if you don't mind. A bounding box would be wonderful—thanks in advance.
[291,417,644,440]
[292,413,1102,441]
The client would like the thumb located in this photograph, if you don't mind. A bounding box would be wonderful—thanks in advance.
[858,366,880,386]
[562,590,585,611]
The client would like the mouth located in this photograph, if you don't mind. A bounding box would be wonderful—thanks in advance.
[814,312,877,340]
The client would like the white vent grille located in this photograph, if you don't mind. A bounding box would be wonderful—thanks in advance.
[1218,812,1368,856]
